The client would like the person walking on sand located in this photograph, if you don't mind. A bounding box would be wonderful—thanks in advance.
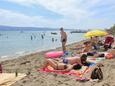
[60,27,67,53]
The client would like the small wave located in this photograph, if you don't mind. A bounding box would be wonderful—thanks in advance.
[15,51,26,55]
[0,55,9,58]
[14,51,35,57]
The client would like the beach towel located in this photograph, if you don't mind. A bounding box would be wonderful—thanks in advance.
[39,65,90,77]
[87,57,105,63]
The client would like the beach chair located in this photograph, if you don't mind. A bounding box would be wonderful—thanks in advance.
[104,36,114,51]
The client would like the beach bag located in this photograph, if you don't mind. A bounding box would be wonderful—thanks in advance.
[91,67,103,80]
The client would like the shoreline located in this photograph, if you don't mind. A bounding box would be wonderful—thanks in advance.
[0,40,85,62]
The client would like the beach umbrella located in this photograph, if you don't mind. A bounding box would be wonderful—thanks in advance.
[84,30,108,38]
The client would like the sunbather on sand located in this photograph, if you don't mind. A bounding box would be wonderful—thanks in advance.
[81,41,92,53]
[43,58,82,72]
[70,41,92,53]
[43,55,104,80]
[52,54,88,65]
[77,41,96,55]
[93,49,115,58]
[70,41,96,56]
[43,54,96,70]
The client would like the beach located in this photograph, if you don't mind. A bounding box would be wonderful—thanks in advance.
[0,41,115,86]
[0,0,115,85]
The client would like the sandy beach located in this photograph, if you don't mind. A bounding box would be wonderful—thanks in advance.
[0,41,115,86]
[0,0,115,85]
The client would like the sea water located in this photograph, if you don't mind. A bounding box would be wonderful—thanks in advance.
[0,30,85,58]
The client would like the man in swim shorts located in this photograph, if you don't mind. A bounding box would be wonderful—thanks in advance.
[60,27,67,53]
[57,54,90,66]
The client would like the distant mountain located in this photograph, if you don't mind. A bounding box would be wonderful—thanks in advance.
[0,25,72,31]
[70,30,87,33]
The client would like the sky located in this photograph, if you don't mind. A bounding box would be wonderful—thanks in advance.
[0,0,115,30]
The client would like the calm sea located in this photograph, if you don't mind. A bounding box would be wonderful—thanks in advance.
[0,30,85,58]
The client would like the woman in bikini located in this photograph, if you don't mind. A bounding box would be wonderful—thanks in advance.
[43,59,82,72]
[43,54,90,72]
[43,55,104,80]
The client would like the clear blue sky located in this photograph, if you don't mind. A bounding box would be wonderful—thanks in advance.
[0,0,115,30]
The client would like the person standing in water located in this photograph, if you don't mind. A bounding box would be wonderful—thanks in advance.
[41,34,44,39]
[31,35,33,40]
[60,27,67,53]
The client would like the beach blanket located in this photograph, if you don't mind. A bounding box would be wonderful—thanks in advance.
[39,65,90,77]
[87,57,105,63]
[0,73,26,86]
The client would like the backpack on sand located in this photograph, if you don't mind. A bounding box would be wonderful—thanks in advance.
[91,67,103,80]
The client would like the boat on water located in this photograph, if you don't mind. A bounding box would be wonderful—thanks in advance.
[51,32,57,35]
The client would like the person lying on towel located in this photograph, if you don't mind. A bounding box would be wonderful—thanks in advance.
[43,54,97,71]
[54,54,95,67]
[43,54,104,80]
[93,49,115,59]
[43,58,82,72]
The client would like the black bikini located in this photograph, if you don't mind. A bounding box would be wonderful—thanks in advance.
[56,64,67,70]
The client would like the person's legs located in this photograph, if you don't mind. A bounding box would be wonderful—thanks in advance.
[43,59,58,69]
[62,42,66,52]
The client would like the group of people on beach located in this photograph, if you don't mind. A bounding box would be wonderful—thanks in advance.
[0,27,114,81]
[42,27,115,80]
